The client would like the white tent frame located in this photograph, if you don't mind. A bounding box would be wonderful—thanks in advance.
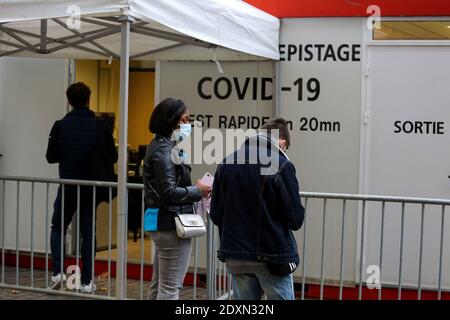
[0,16,216,59]
[0,9,278,298]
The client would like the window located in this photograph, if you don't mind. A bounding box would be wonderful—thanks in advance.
[373,20,450,40]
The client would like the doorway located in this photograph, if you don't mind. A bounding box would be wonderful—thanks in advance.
[75,59,155,265]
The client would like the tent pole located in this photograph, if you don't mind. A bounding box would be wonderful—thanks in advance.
[116,14,134,300]
[272,60,280,117]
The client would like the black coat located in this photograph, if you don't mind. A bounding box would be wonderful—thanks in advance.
[46,108,117,180]
[143,134,202,231]
[210,134,305,264]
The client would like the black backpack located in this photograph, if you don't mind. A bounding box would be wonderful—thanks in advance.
[89,119,117,204]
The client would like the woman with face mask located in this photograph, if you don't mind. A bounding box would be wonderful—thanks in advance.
[143,98,211,300]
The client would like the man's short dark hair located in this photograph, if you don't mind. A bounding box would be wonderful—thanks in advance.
[149,98,188,138]
[261,118,291,149]
[66,82,91,109]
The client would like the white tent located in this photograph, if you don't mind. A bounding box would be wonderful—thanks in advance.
[0,0,279,299]
[0,0,279,60]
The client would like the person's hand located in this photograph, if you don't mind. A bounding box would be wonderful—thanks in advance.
[196,180,212,198]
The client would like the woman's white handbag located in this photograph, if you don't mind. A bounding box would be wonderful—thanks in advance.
[149,182,206,238]
[174,213,206,238]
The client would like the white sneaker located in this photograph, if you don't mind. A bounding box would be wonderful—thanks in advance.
[80,281,97,294]
[48,273,67,290]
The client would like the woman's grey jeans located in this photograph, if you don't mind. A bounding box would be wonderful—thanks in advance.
[147,230,192,300]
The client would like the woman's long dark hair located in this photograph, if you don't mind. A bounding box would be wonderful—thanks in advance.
[149,98,187,138]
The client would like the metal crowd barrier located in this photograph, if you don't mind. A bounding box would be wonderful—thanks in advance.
[206,220,233,300]
[1,175,450,300]
[297,193,450,300]
[0,176,205,300]
[206,192,450,300]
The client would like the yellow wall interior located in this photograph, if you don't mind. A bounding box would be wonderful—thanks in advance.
[129,71,155,150]
[75,60,99,111]
[75,60,154,151]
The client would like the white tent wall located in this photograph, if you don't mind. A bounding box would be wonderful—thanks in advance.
[0,57,69,253]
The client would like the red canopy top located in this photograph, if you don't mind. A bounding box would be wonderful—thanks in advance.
[245,0,450,18]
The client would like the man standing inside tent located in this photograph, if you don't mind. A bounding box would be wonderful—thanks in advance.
[45,82,117,293]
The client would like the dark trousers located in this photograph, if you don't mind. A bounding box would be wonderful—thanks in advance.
[50,185,96,285]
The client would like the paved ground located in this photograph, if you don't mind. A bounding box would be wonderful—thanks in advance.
[0,287,90,300]
[0,266,208,300]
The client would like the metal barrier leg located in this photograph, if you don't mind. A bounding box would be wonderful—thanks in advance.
[218,253,222,298]
[91,187,96,295]
[301,198,308,301]
[193,237,198,300]
[60,184,65,291]
[213,227,217,299]
[45,183,49,288]
[358,200,366,300]
[228,273,232,300]
[108,187,113,297]
[16,181,20,286]
[1,180,5,284]
[76,185,80,293]
[418,204,425,300]
[438,205,445,300]
[30,182,35,288]
[206,217,215,300]
[338,199,346,300]
[398,202,405,300]
[140,189,145,300]
[223,263,227,299]
[378,201,385,300]
[320,198,327,300]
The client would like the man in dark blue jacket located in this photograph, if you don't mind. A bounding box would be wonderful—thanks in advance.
[46,82,117,293]
[210,118,305,300]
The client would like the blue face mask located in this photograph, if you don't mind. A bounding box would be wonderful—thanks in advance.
[173,123,192,142]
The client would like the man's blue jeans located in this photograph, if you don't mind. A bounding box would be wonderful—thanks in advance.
[50,185,96,285]
[231,268,295,300]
